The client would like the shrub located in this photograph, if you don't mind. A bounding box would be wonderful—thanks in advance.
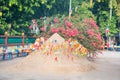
[29,16,103,55]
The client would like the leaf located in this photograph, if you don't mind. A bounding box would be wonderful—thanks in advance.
[19,5,22,11]
[46,5,52,9]
[0,12,2,16]
[35,2,40,7]
[30,9,35,14]
[41,0,47,4]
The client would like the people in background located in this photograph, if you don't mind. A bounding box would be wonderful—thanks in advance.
[1,48,7,60]
[21,46,28,56]
[6,47,13,60]
[15,48,20,57]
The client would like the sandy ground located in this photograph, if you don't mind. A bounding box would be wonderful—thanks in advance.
[0,51,120,80]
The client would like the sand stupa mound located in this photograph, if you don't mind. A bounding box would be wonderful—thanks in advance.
[9,52,94,74]
[8,33,94,74]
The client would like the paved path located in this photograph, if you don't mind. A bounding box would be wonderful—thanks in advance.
[0,51,120,80]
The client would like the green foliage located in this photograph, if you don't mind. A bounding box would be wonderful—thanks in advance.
[0,0,55,36]
[93,0,118,36]
[33,15,103,54]
[116,3,120,28]
[78,3,94,19]
[0,0,119,37]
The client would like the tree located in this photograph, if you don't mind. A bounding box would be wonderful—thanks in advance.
[1,0,119,37]
[0,0,55,35]
[92,0,118,36]
[71,0,95,21]
[116,0,120,30]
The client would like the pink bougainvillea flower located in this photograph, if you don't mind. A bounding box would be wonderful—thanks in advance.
[78,36,83,40]
[89,18,97,27]
[65,29,69,36]
[87,29,95,37]
[96,33,102,40]
[70,30,76,37]
[59,28,66,34]
[83,19,88,24]
[33,23,38,27]
[95,26,99,30]
[70,30,74,37]
[29,26,33,29]
[106,43,109,47]
[65,20,73,27]
[51,28,59,33]
[72,28,79,36]
[90,22,97,27]
[64,28,78,37]
[92,42,97,47]
[32,19,36,24]
[67,28,72,37]
[40,27,45,31]
[84,18,98,29]
[53,18,59,23]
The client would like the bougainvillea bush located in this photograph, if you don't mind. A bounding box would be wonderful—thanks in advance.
[76,18,103,54]
[29,15,103,55]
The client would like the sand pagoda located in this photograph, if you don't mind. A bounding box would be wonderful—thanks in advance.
[45,33,65,44]
[9,33,94,73]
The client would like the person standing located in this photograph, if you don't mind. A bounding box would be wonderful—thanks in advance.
[1,48,7,60]
[6,48,13,60]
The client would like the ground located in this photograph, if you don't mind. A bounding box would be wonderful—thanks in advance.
[0,51,120,80]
